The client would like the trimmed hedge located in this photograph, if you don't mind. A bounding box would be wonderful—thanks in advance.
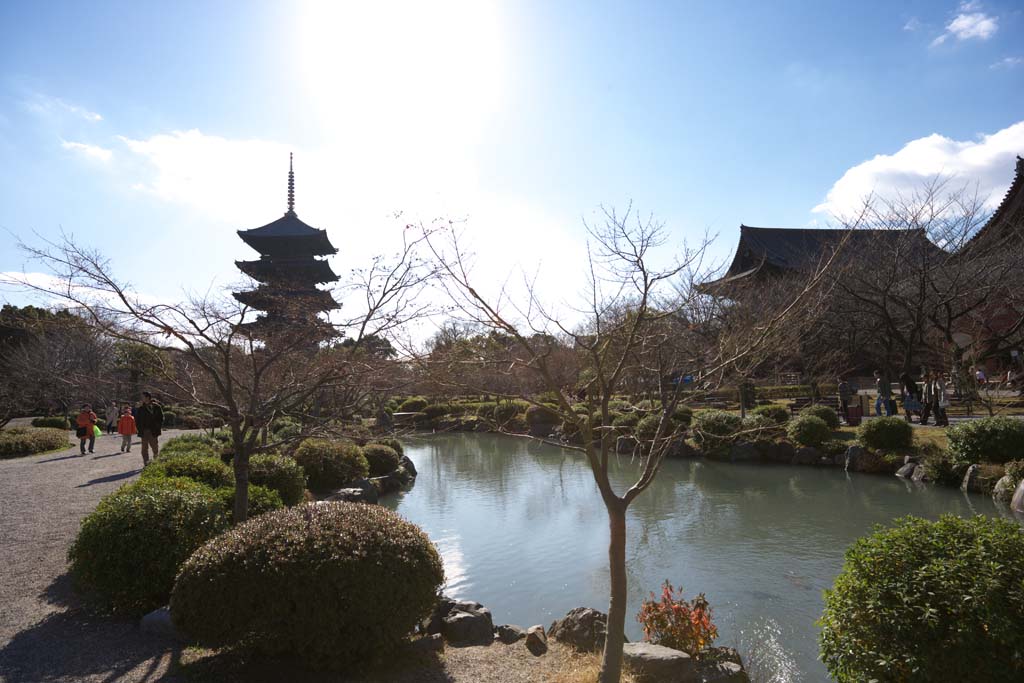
[948,416,1024,465]
[820,515,1024,682]
[397,396,428,413]
[249,453,306,506]
[799,404,839,430]
[161,434,221,459]
[141,453,234,489]
[525,404,559,426]
[691,410,742,452]
[751,405,789,424]
[293,439,368,492]
[369,438,404,457]
[739,414,778,440]
[361,443,400,477]
[68,477,228,615]
[787,415,831,447]
[857,417,913,450]
[31,416,70,429]
[214,484,283,522]
[170,502,444,667]
[612,412,640,430]
[670,404,693,426]
[0,427,71,458]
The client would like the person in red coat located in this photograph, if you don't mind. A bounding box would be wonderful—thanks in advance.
[117,405,137,454]
[75,404,97,455]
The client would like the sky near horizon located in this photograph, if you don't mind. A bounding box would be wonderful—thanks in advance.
[1,0,1022,330]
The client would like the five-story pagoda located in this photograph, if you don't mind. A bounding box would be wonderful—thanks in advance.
[233,155,339,341]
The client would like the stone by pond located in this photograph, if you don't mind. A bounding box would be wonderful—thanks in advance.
[383,433,1022,681]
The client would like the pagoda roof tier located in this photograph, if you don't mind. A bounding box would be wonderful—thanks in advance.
[965,155,1024,251]
[232,286,339,312]
[237,213,338,257]
[235,257,339,284]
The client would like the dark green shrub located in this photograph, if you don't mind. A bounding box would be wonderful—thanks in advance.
[420,403,450,420]
[361,443,400,477]
[161,434,221,458]
[948,416,1024,465]
[857,417,913,450]
[273,423,301,442]
[821,439,848,457]
[397,396,428,413]
[751,404,789,424]
[919,444,964,485]
[1006,460,1024,484]
[636,414,667,441]
[525,404,559,426]
[739,414,778,441]
[691,410,742,452]
[369,437,404,457]
[293,439,368,492]
[170,502,444,667]
[607,400,633,412]
[161,411,177,427]
[31,416,70,429]
[612,412,640,430]
[493,401,527,422]
[214,484,283,522]
[799,404,839,430]
[787,415,830,447]
[68,477,227,615]
[820,515,1024,682]
[249,453,306,505]
[474,402,498,418]
[0,427,70,458]
[670,404,693,426]
[270,416,300,434]
[141,453,234,489]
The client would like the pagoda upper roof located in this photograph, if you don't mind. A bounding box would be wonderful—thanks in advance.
[237,211,338,257]
[236,257,339,284]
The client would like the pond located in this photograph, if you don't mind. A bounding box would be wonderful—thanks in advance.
[384,433,1018,681]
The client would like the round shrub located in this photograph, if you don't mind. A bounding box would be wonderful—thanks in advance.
[170,502,445,667]
[493,402,523,423]
[270,416,300,434]
[68,477,228,615]
[1006,459,1024,484]
[612,411,640,431]
[141,453,234,489]
[369,437,404,457]
[857,416,913,450]
[214,484,284,522]
[751,404,789,424]
[787,415,830,447]
[0,427,70,458]
[361,443,400,477]
[31,416,70,429]
[525,404,559,426]
[670,404,693,426]
[799,404,839,429]
[739,414,778,440]
[691,410,742,452]
[397,396,428,413]
[161,411,177,427]
[948,416,1024,465]
[636,414,669,441]
[820,515,1024,682]
[293,439,368,492]
[273,422,302,442]
[249,453,306,505]
[161,434,221,458]
[420,403,450,421]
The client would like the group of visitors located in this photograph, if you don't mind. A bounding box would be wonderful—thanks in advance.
[74,392,164,464]
[872,370,949,426]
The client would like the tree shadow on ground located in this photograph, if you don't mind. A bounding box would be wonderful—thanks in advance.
[0,608,182,683]
[40,572,78,609]
[178,646,452,682]
[75,469,142,487]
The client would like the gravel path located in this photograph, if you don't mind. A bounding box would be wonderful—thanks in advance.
[0,429,191,683]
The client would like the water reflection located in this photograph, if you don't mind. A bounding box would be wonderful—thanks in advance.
[383,433,1014,681]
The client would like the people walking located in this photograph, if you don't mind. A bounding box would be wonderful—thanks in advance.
[105,401,118,434]
[117,404,136,453]
[135,391,164,465]
[899,372,922,423]
[837,377,853,422]
[873,370,894,417]
[920,370,935,425]
[75,404,98,455]
[934,373,950,426]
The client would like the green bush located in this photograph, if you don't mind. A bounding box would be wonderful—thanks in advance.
[1006,460,1024,484]
[691,410,742,452]
[857,417,913,450]
[141,453,234,489]
[739,414,778,441]
[0,427,70,458]
[948,416,1024,465]
[821,439,848,457]
[636,414,667,441]
[214,484,283,522]
[670,404,693,426]
[68,477,228,615]
[161,411,177,427]
[474,402,499,418]
[612,412,640,430]
[919,444,964,485]
[787,415,831,448]
[751,404,789,424]
[170,502,444,667]
[31,416,70,429]
[361,443,400,477]
[420,403,450,420]
[799,404,839,430]
[249,453,306,505]
[820,515,1024,682]
[161,434,221,458]
[293,439,368,492]
[270,416,300,434]
[397,396,428,413]
[525,404,559,426]
[369,437,404,457]
[493,401,526,422]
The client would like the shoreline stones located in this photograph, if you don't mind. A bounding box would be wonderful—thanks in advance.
[495,624,526,644]
[525,625,548,656]
[549,607,610,652]
[622,642,695,682]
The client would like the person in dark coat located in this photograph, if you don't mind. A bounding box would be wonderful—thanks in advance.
[135,391,164,465]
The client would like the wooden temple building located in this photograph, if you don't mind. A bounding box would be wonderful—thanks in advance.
[233,155,339,341]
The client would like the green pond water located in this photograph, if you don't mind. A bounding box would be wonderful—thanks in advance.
[384,433,1019,681]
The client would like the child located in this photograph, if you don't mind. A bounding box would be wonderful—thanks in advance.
[117,404,137,453]
[75,404,98,455]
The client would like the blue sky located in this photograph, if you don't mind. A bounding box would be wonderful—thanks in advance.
[1,0,1022,311]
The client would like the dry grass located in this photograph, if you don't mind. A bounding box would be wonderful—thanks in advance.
[545,650,637,683]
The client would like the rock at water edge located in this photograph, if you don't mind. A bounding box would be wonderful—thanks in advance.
[622,642,695,682]
[525,625,548,656]
[549,607,609,652]
[442,608,494,646]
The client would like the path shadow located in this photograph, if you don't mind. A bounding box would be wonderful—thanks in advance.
[75,469,142,488]
[40,572,78,609]
[0,608,182,683]
[37,454,84,464]
[91,452,128,460]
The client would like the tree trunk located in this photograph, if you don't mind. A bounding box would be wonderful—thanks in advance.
[599,502,628,683]
[232,446,250,523]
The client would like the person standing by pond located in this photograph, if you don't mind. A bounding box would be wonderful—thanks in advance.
[135,392,164,465]
[837,377,853,422]
[75,404,97,455]
[873,370,894,416]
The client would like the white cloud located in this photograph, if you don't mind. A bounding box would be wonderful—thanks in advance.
[25,94,102,122]
[813,120,1024,217]
[903,17,921,32]
[931,4,998,46]
[990,56,1023,69]
[61,139,113,162]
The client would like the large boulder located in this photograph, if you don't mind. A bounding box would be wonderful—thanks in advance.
[895,462,917,479]
[495,624,526,644]
[1011,480,1024,514]
[791,447,822,466]
[844,445,866,472]
[622,642,695,682]
[960,464,999,494]
[993,475,1017,503]
[398,455,417,477]
[549,607,609,652]
[140,606,183,640]
[324,487,377,504]
[910,465,931,483]
[696,647,750,682]
[525,625,548,656]
[761,441,796,464]
[442,607,494,645]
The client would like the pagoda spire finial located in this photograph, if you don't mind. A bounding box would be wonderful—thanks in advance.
[286,152,296,216]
